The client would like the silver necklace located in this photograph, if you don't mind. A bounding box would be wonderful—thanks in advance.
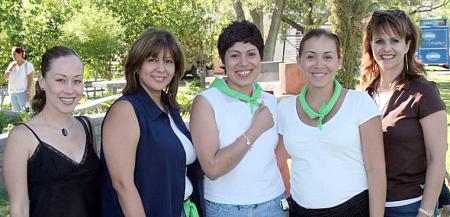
[41,112,72,136]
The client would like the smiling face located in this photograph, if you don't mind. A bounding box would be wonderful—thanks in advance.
[138,49,175,100]
[298,35,342,89]
[39,55,84,114]
[371,28,410,76]
[223,42,261,95]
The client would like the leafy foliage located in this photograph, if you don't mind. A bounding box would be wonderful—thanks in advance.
[62,3,125,80]
[282,0,330,34]
[178,79,205,119]
[0,190,9,217]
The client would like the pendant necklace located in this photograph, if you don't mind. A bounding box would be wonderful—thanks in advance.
[42,112,72,136]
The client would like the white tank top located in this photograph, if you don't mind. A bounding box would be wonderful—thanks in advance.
[199,82,285,204]
[167,112,195,200]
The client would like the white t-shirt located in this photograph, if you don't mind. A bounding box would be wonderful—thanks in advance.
[7,61,34,93]
[277,90,380,208]
[167,112,195,200]
[199,80,285,205]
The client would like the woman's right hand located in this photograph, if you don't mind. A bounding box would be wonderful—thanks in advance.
[248,102,274,139]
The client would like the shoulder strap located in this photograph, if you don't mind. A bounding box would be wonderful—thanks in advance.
[75,116,92,144]
[75,116,97,153]
[20,123,42,143]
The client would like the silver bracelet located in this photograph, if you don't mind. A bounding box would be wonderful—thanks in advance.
[242,133,253,148]
[418,208,433,217]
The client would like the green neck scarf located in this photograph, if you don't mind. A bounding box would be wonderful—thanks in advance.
[183,199,199,217]
[210,78,262,113]
[298,79,342,130]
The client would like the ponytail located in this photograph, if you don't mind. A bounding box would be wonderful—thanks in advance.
[31,81,46,115]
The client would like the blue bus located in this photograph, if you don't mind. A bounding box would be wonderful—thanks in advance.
[418,19,449,68]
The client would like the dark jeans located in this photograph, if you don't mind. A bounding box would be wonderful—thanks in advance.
[289,190,369,217]
[439,182,450,209]
[385,200,438,217]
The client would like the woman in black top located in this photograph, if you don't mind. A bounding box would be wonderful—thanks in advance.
[3,46,100,217]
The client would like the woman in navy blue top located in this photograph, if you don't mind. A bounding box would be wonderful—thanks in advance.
[100,28,204,217]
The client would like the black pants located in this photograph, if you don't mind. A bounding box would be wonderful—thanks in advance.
[289,190,370,217]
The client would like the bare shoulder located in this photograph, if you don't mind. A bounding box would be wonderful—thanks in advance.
[103,100,138,131]
[5,123,39,158]
[192,94,208,108]
[105,100,135,121]
[191,95,214,117]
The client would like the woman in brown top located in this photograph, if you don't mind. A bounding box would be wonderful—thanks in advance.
[360,9,447,217]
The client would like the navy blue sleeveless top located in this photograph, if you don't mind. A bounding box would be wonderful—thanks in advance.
[100,86,204,217]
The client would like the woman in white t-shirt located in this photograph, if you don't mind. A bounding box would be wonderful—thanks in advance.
[277,29,386,217]
[3,46,34,111]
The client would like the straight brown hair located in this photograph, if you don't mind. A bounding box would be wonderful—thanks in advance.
[122,28,185,108]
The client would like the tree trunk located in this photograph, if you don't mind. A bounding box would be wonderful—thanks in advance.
[306,0,313,28]
[331,0,369,88]
[263,0,285,61]
[281,15,304,33]
[233,0,245,21]
[250,6,264,37]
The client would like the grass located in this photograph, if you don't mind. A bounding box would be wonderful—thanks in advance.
[428,74,450,172]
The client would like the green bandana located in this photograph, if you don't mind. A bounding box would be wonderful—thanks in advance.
[183,199,199,217]
[210,78,262,113]
[298,79,342,130]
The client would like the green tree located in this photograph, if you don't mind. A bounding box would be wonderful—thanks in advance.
[331,0,369,88]
[230,0,286,61]
[0,0,24,86]
[21,0,74,73]
[282,0,330,34]
[62,3,125,80]
[100,0,223,85]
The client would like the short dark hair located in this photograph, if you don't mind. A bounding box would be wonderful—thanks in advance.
[123,28,185,108]
[298,29,342,59]
[217,20,264,64]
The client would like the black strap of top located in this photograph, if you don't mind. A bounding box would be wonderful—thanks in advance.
[75,116,93,146]
[21,123,43,143]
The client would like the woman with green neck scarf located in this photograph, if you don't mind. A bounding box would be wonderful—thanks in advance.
[277,29,386,216]
[190,20,289,217]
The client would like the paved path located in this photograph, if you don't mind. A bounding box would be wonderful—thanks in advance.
[428,70,450,75]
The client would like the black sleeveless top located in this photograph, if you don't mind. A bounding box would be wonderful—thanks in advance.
[23,116,101,217]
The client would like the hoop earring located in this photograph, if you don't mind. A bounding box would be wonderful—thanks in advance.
[405,55,409,71]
